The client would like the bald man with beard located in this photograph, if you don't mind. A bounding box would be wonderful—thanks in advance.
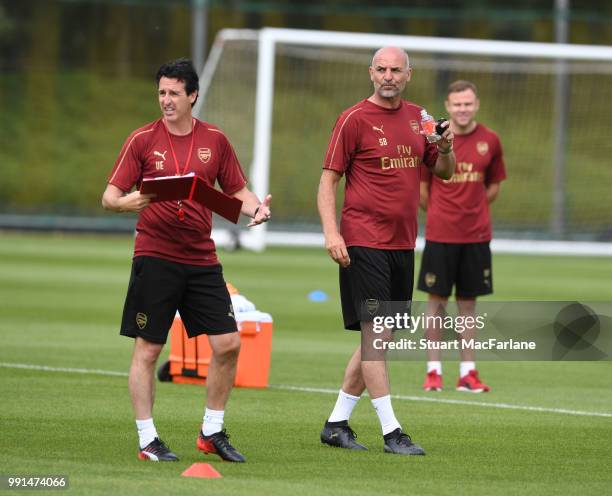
[317,47,455,455]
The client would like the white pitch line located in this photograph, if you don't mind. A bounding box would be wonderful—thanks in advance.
[269,385,612,419]
[2,362,611,419]
[0,362,128,377]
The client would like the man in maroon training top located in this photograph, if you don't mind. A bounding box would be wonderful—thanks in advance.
[317,47,455,455]
[419,80,506,393]
[102,58,271,463]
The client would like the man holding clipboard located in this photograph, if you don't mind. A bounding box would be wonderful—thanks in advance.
[102,58,271,463]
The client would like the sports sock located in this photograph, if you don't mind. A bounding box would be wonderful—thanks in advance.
[371,395,402,435]
[202,408,224,436]
[328,389,361,422]
[136,418,158,449]
[427,361,442,374]
[460,361,476,378]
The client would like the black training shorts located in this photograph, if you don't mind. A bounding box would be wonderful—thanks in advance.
[339,246,414,331]
[417,240,492,298]
[120,256,237,344]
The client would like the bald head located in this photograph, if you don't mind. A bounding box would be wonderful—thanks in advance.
[368,46,412,107]
[371,46,410,71]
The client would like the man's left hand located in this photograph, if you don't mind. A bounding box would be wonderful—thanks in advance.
[437,120,454,153]
[248,194,272,227]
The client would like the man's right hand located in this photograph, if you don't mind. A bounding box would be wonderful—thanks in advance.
[119,191,156,212]
[102,184,155,213]
[325,232,351,268]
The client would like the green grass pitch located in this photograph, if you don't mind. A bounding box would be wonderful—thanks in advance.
[1,232,611,495]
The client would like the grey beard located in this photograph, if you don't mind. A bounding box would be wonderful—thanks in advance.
[378,87,399,98]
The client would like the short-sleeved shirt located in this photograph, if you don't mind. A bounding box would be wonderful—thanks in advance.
[422,123,506,243]
[323,99,438,250]
[108,118,247,265]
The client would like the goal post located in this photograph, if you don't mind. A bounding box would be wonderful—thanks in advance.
[196,27,612,254]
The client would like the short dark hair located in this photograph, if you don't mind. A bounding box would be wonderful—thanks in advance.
[156,58,199,103]
[447,80,478,97]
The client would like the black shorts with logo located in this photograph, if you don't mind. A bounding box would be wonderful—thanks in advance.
[417,241,492,298]
[120,256,237,344]
[340,246,414,331]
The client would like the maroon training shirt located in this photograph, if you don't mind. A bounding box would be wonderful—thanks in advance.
[108,118,247,265]
[323,99,438,250]
[422,123,506,243]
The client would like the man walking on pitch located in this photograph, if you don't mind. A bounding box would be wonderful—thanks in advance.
[317,47,455,455]
[419,80,506,393]
[102,58,271,463]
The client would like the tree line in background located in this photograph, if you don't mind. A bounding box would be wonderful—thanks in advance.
[0,0,611,239]
[1,0,612,74]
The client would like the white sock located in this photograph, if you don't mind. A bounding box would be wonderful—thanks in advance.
[328,390,361,422]
[460,361,476,378]
[371,395,402,435]
[427,361,442,375]
[202,408,224,436]
[136,418,158,449]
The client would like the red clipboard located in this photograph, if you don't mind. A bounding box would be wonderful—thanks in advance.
[140,173,243,224]
[140,173,197,202]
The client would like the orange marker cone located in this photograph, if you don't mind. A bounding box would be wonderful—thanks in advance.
[181,463,222,479]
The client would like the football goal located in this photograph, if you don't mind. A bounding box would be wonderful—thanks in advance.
[196,28,612,256]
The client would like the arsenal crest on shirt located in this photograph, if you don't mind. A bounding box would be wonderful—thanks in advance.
[409,120,420,135]
[198,147,211,163]
[476,141,489,156]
